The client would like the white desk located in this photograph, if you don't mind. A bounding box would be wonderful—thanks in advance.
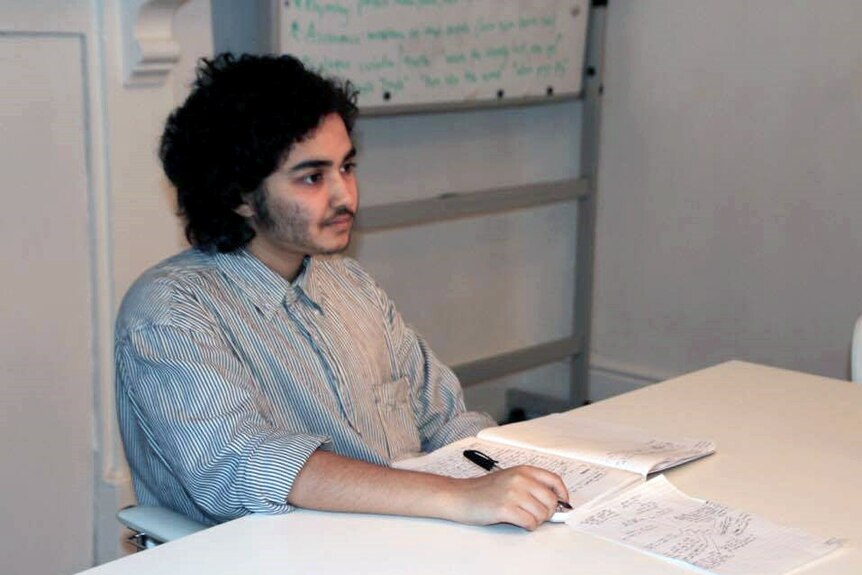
[82,361,862,574]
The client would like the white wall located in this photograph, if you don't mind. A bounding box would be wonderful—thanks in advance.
[593,0,862,387]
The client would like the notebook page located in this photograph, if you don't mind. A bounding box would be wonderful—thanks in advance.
[478,415,715,476]
[566,475,842,575]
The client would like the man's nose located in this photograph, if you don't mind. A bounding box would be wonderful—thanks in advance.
[330,172,356,207]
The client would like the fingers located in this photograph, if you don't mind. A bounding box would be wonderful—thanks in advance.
[499,469,561,529]
[520,478,560,519]
[458,466,570,530]
[505,504,544,531]
[518,465,570,506]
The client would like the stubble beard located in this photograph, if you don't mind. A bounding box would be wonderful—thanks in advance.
[253,191,352,256]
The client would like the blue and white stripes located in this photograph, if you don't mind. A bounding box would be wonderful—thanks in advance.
[115,249,494,525]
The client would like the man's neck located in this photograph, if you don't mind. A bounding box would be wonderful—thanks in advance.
[245,239,306,282]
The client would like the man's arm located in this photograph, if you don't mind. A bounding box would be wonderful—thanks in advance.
[117,323,326,522]
[289,450,569,531]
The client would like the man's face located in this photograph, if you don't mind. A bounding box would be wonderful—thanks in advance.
[239,113,358,276]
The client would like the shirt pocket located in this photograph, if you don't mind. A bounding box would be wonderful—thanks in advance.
[372,377,422,461]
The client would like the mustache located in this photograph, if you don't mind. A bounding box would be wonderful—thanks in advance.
[321,206,355,225]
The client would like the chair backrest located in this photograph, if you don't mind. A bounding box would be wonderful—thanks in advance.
[852,315,862,383]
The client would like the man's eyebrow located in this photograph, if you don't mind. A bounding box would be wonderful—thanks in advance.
[286,147,357,173]
[287,158,332,173]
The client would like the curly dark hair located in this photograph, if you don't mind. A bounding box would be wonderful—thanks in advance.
[160,53,359,252]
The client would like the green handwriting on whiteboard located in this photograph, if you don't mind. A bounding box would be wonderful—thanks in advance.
[293,1,350,23]
[283,0,584,103]
[360,55,396,72]
[302,21,360,44]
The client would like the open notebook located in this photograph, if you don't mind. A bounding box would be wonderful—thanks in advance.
[394,415,715,518]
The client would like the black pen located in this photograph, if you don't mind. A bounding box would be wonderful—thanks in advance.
[463,448,500,471]
[462,449,573,511]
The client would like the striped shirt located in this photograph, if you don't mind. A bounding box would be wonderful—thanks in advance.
[115,248,495,526]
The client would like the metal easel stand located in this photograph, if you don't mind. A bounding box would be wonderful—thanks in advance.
[506,2,607,417]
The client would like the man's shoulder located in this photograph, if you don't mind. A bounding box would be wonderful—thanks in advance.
[116,249,222,335]
[313,255,385,299]
[314,254,373,283]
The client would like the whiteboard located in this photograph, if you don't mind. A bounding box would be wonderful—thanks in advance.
[277,0,589,110]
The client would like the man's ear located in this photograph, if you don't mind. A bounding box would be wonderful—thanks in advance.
[235,201,254,218]
[235,190,257,218]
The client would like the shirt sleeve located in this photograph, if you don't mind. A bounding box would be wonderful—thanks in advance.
[385,297,498,452]
[116,323,329,523]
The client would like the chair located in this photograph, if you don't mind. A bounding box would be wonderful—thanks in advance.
[117,505,207,549]
[852,315,862,383]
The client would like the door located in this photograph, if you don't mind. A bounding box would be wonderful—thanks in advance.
[0,2,97,573]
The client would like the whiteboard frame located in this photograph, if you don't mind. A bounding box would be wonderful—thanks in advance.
[360,91,580,117]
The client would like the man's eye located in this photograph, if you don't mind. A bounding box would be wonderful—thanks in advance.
[301,173,323,185]
[341,161,357,174]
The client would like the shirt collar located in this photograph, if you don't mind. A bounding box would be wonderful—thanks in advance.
[294,255,325,308]
[213,249,325,317]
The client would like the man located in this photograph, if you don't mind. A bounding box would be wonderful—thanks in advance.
[116,53,567,531]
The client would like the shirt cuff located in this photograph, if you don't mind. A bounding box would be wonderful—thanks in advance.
[239,432,330,514]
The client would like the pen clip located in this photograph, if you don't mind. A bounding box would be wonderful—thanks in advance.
[463,449,499,472]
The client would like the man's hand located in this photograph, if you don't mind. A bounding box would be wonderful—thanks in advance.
[448,466,569,531]
[288,451,569,531]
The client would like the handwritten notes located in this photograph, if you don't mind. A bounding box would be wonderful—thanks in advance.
[394,437,641,511]
[279,0,589,108]
[566,476,842,575]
